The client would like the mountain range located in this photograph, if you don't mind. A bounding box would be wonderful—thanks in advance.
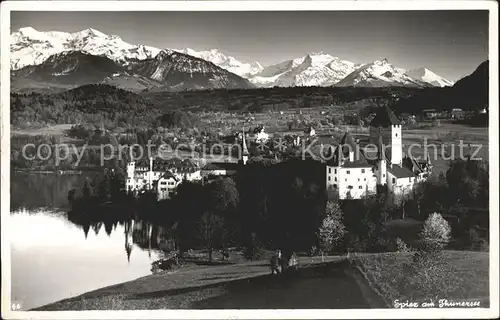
[10,27,455,92]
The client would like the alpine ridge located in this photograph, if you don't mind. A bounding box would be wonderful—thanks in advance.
[10,27,160,70]
[173,48,264,78]
[335,59,427,87]
[11,51,128,92]
[249,52,359,87]
[405,67,454,87]
[128,50,254,91]
[10,27,455,90]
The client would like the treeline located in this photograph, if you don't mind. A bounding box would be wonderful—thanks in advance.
[11,83,422,128]
[68,157,489,268]
[145,85,419,113]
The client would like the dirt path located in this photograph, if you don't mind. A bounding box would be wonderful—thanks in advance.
[35,257,382,310]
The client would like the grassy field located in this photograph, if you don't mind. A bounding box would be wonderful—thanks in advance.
[353,250,489,307]
[33,255,384,310]
[10,124,74,137]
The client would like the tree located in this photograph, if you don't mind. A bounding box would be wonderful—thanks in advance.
[420,212,451,251]
[198,212,224,262]
[317,201,346,261]
[206,177,240,251]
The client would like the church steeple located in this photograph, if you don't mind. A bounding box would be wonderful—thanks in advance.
[377,135,386,160]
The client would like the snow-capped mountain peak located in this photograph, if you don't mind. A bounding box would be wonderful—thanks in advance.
[250,52,357,87]
[10,27,161,70]
[406,67,454,87]
[335,58,424,87]
[172,48,264,78]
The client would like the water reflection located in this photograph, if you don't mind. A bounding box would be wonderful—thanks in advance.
[10,210,166,310]
[70,217,176,263]
[10,172,177,310]
[11,172,97,211]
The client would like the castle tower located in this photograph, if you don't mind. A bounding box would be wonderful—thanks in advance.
[369,105,402,166]
[149,157,154,189]
[241,127,249,165]
[376,135,387,186]
[340,132,356,162]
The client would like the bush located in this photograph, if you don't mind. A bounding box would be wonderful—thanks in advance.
[396,237,411,253]
[243,233,264,261]
[346,234,368,253]
[479,239,489,252]
[402,250,466,301]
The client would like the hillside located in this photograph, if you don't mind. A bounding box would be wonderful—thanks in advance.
[10,84,160,128]
[391,60,489,114]
[131,50,254,91]
[11,51,126,89]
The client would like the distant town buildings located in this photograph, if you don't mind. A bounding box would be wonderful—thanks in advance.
[126,106,432,204]
[421,109,438,119]
[126,129,250,200]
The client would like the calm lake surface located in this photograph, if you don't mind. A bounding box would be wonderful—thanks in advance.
[10,172,164,310]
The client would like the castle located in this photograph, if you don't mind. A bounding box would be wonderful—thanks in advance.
[325,106,432,201]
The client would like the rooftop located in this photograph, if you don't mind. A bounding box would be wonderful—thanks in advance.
[370,105,401,127]
[387,163,416,178]
[202,162,241,171]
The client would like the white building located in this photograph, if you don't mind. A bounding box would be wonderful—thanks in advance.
[126,157,162,192]
[326,106,432,202]
[155,171,180,200]
[126,157,202,199]
[305,126,316,137]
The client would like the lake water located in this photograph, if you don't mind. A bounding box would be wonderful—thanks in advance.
[9,172,165,310]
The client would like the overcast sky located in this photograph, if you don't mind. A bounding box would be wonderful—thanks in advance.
[11,10,489,81]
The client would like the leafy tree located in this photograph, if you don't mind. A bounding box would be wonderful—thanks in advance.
[420,212,451,251]
[206,177,240,252]
[317,200,346,260]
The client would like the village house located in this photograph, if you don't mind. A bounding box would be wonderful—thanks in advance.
[325,106,432,202]
[304,126,316,137]
[155,171,180,200]
[249,125,269,143]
